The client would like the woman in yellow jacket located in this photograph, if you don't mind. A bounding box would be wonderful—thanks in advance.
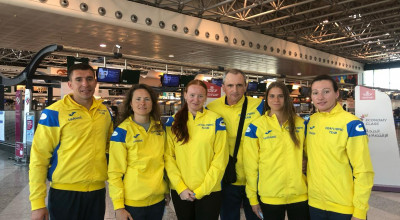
[244,82,309,220]
[108,84,169,220]
[165,79,229,220]
[306,75,374,220]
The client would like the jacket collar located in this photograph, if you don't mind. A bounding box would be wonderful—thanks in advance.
[224,95,245,107]
[188,107,206,120]
[63,94,101,111]
[317,102,343,115]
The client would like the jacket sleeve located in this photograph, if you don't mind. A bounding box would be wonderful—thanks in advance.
[164,119,188,195]
[107,127,128,210]
[29,109,61,210]
[193,117,229,199]
[106,120,114,154]
[346,120,374,219]
[243,123,260,205]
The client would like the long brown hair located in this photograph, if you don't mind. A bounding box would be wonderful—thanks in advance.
[172,79,207,144]
[117,84,161,129]
[265,82,300,147]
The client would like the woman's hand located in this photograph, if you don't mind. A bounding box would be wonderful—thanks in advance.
[179,189,196,202]
[165,193,171,206]
[115,208,133,220]
[251,204,264,219]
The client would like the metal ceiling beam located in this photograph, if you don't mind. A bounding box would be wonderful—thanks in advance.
[224,0,275,16]
[237,0,315,21]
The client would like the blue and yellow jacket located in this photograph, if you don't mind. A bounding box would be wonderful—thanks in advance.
[244,112,308,205]
[108,117,168,209]
[207,95,264,185]
[29,94,113,210]
[164,109,228,199]
[306,103,374,219]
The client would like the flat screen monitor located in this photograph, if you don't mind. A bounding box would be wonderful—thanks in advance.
[300,87,310,97]
[247,82,258,91]
[180,75,195,87]
[162,74,180,87]
[96,67,121,83]
[286,85,293,93]
[257,83,267,92]
[211,78,223,87]
[121,69,140,84]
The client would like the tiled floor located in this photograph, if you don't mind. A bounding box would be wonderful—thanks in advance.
[0,149,399,220]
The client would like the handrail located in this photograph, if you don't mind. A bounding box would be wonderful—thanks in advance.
[0,44,63,86]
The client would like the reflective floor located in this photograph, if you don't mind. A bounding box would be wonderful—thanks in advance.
[0,149,399,220]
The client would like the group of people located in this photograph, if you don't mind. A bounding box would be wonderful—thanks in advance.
[29,63,374,220]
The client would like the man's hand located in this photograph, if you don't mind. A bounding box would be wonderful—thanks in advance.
[351,217,363,220]
[31,208,49,220]
[115,208,133,220]
[251,204,264,219]
[179,189,195,202]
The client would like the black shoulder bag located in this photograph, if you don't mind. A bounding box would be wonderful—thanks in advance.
[222,97,248,184]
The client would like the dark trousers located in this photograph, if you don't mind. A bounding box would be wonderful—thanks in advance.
[125,200,165,220]
[309,206,352,220]
[260,200,310,220]
[220,183,259,220]
[48,187,106,220]
[171,190,222,220]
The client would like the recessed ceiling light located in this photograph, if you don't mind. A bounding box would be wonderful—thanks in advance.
[297,72,302,75]
[100,44,107,48]
[168,54,174,58]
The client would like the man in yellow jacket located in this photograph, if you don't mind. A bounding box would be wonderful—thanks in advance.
[29,63,113,220]
[306,74,374,220]
[207,69,264,220]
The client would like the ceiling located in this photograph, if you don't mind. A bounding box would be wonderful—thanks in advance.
[0,0,398,80]
[132,0,400,64]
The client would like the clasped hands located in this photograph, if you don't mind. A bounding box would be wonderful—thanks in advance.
[179,189,196,202]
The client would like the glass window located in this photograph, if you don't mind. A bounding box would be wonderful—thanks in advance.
[363,70,374,87]
[373,69,390,89]
[390,68,400,90]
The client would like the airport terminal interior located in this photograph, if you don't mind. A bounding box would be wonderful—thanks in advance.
[1,0,400,219]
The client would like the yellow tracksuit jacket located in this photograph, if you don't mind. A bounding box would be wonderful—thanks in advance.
[108,117,168,209]
[164,109,229,199]
[244,113,308,205]
[207,95,264,185]
[306,103,374,219]
[29,94,113,210]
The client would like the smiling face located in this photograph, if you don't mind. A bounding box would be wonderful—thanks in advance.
[311,80,339,113]
[67,69,97,105]
[267,87,285,112]
[222,73,247,105]
[130,89,152,118]
[184,84,207,115]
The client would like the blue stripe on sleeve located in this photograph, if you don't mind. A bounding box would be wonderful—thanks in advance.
[347,120,367,137]
[164,117,174,127]
[47,142,61,181]
[110,127,127,143]
[215,117,226,133]
[245,123,258,138]
[256,99,265,115]
[39,109,59,127]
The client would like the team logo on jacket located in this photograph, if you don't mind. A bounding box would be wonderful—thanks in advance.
[246,127,251,132]
[112,131,118,136]
[69,112,76,116]
[97,109,107,115]
[355,124,364,132]
[133,134,140,138]
[68,113,82,121]
[219,120,225,127]
[40,113,47,120]
[263,131,276,139]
